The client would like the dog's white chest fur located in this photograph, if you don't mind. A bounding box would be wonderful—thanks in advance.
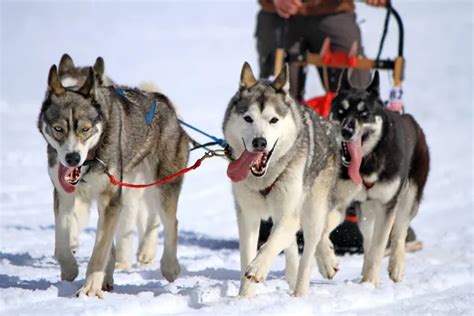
[354,176,401,204]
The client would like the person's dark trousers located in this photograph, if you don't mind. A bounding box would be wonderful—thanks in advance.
[255,10,371,96]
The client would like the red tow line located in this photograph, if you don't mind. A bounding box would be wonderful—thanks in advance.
[98,151,225,189]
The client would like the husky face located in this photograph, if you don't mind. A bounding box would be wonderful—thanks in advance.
[329,70,384,183]
[224,63,298,181]
[57,53,112,88]
[39,65,103,193]
[330,70,385,155]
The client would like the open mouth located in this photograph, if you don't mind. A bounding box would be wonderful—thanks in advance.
[341,141,351,167]
[250,145,275,178]
[58,163,82,193]
[226,140,278,183]
[341,131,369,167]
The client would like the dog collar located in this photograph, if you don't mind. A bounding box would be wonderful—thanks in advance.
[259,175,280,197]
[363,180,374,189]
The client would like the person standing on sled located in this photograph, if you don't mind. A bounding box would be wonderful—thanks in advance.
[254,0,418,254]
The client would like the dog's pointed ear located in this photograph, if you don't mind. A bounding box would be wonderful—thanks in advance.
[337,68,352,93]
[240,62,257,90]
[93,57,105,81]
[48,65,65,95]
[58,54,74,75]
[272,63,290,93]
[366,70,380,96]
[78,67,96,97]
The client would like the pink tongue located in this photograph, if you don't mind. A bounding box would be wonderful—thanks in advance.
[58,163,76,193]
[347,138,363,185]
[227,150,264,183]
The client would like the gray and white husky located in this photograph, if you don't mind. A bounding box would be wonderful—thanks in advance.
[38,63,189,298]
[222,62,340,297]
[56,54,162,270]
[316,70,430,286]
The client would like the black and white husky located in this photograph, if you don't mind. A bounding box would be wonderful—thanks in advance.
[316,70,430,286]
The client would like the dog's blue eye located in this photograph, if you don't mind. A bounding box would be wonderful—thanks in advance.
[53,126,64,133]
[269,117,279,124]
[82,127,91,133]
[244,116,253,123]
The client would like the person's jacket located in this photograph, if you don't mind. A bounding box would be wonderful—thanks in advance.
[258,0,355,16]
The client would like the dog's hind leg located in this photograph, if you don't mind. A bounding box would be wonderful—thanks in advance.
[360,200,396,287]
[388,182,418,282]
[136,199,151,245]
[156,183,181,283]
[53,189,79,282]
[294,161,335,297]
[137,188,161,266]
[285,239,299,291]
[115,200,139,270]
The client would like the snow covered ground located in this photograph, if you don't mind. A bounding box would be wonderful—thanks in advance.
[1,1,473,315]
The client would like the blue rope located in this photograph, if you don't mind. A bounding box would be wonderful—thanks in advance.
[178,119,226,147]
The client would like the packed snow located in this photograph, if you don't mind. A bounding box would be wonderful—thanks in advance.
[1,1,472,315]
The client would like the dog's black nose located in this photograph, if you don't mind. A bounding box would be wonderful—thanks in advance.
[341,119,355,140]
[341,127,354,140]
[252,137,267,151]
[65,152,81,167]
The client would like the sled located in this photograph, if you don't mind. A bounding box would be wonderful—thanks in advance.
[273,3,406,118]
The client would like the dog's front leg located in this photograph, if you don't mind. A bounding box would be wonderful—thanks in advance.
[388,183,418,283]
[234,187,263,298]
[77,189,121,298]
[315,209,343,280]
[53,189,79,282]
[357,201,376,275]
[360,200,396,287]
[244,181,301,288]
[236,205,261,298]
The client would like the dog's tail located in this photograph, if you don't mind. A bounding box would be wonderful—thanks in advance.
[138,81,161,93]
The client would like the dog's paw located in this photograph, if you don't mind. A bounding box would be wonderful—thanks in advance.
[115,261,132,271]
[316,252,339,280]
[292,287,309,297]
[360,273,379,287]
[102,273,114,292]
[76,272,106,299]
[137,251,155,266]
[238,280,256,298]
[388,260,405,283]
[316,242,339,280]
[160,256,181,283]
[245,257,270,284]
[60,261,79,282]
